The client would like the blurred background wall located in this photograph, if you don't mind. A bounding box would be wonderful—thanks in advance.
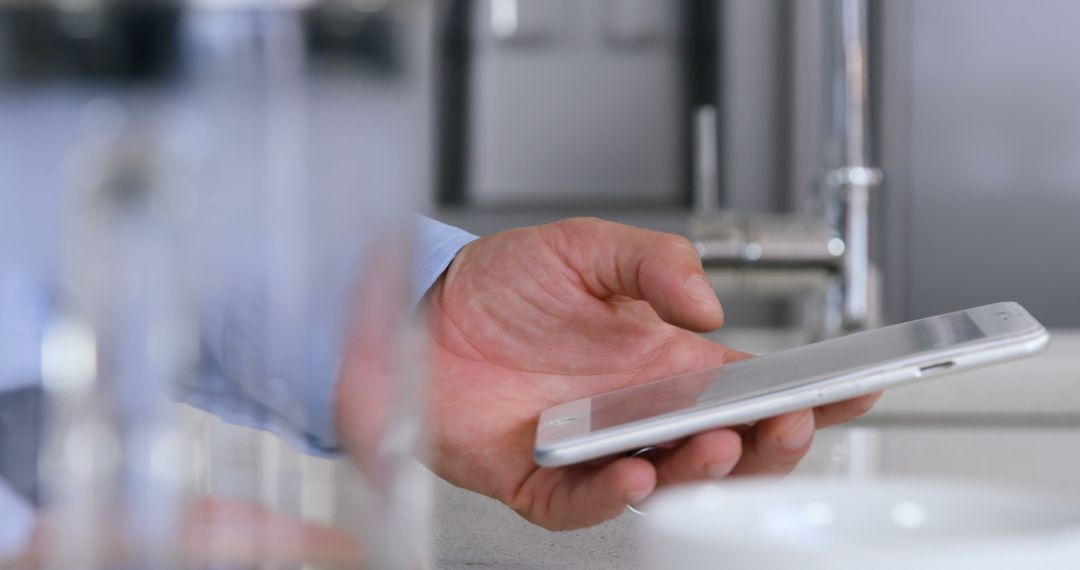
[6,0,1077,330]
[899,0,1080,327]
[425,0,1080,328]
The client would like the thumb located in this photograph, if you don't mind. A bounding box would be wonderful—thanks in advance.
[541,218,724,332]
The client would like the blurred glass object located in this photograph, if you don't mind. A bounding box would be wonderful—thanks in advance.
[1,0,425,567]
[816,426,882,480]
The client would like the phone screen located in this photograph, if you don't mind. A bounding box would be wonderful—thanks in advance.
[589,311,987,431]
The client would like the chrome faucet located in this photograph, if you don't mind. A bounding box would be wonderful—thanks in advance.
[690,0,882,339]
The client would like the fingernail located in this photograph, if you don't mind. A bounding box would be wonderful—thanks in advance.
[627,489,652,505]
[683,275,720,308]
[779,411,814,452]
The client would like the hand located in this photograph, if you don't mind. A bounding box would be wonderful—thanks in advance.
[348,218,880,530]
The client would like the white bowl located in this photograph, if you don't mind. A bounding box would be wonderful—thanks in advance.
[641,478,1080,570]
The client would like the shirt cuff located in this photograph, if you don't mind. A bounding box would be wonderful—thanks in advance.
[411,215,479,307]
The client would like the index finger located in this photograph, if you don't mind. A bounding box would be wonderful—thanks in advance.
[539,219,725,332]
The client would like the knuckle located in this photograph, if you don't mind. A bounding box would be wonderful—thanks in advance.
[545,217,611,249]
[554,216,607,234]
[661,233,697,255]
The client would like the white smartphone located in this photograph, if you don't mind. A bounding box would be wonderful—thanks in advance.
[534,302,1049,468]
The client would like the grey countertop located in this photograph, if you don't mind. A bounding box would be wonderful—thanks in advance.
[432,477,639,570]
[430,329,1080,569]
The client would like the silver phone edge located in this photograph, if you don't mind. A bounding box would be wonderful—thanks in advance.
[534,326,1049,468]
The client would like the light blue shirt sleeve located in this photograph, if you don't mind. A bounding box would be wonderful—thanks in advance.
[410,215,479,305]
[0,479,34,560]
[174,216,478,456]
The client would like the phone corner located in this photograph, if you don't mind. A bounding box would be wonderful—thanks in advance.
[532,447,562,469]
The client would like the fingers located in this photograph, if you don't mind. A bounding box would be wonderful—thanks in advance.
[541,457,656,530]
[541,218,724,332]
[814,391,883,429]
[632,391,878,486]
[636,392,880,486]
[728,409,815,477]
[653,429,743,486]
[533,398,874,530]
[541,430,736,530]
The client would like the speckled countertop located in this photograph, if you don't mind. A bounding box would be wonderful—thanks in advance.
[432,477,639,570]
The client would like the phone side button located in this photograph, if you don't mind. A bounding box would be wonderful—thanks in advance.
[916,361,956,377]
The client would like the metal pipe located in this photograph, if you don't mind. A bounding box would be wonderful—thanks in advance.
[829,0,882,331]
[694,104,841,271]
[695,211,844,268]
[687,0,881,338]
[693,105,721,216]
